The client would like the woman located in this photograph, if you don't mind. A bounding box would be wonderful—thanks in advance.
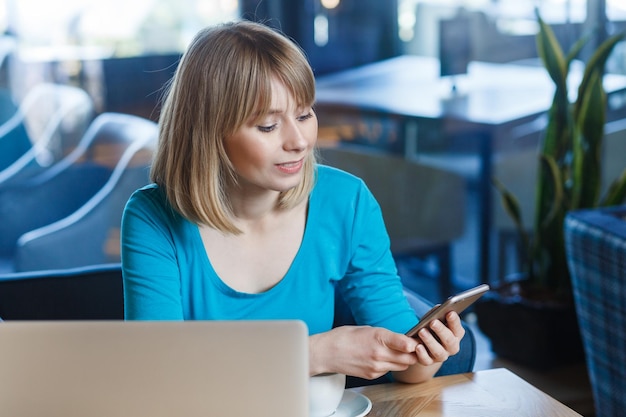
[121,20,464,383]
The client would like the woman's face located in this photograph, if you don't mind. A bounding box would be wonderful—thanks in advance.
[225,78,317,196]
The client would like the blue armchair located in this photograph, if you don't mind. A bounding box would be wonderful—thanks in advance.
[565,206,626,417]
[0,162,111,272]
[0,83,94,186]
[0,88,30,172]
[11,113,158,272]
[0,113,160,273]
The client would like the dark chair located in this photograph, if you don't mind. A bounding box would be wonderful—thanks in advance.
[318,144,467,299]
[12,113,158,272]
[0,112,148,272]
[565,206,626,417]
[0,263,124,320]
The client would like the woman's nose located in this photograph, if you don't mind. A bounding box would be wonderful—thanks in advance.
[283,121,309,151]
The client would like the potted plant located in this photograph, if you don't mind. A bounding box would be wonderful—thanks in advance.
[475,12,626,369]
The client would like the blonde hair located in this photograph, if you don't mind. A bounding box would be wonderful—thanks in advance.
[151,20,317,234]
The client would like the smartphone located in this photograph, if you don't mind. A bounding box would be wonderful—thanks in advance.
[405,284,490,339]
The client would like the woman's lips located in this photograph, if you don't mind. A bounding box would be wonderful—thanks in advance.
[276,158,304,174]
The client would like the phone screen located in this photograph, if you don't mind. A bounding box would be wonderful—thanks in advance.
[405,284,489,339]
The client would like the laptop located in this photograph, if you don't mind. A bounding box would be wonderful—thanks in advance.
[0,320,309,417]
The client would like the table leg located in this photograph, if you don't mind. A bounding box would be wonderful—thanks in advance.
[477,131,493,284]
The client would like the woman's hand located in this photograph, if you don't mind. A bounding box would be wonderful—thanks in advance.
[309,325,420,379]
[393,311,465,383]
[309,311,465,383]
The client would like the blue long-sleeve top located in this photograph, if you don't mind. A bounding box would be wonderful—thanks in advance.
[121,164,418,335]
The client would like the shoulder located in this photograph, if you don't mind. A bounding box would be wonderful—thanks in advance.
[312,164,380,216]
[124,183,177,220]
[126,183,165,207]
[315,164,366,193]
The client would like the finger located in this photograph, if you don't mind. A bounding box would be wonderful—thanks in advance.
[445,312,466,338]
[370,329,420,368]
[418,327,450,363]
[360,351,418,379]
[429,320,460,355]
[414,341,434,365]
[381,329,418,353]
[380,340,420,368]
[373,341,420,368]
[382,353,419,372]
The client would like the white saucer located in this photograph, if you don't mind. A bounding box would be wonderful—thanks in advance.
[333,390,372,417]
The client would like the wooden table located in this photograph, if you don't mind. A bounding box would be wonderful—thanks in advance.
[316,55,626,285]
[350,368,582,416]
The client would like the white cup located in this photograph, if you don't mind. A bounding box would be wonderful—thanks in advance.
[309,372,346,417]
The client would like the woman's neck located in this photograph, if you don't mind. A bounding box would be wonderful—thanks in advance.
[227,187,283,230]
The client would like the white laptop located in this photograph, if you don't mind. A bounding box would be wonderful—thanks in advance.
[0,320,309,417]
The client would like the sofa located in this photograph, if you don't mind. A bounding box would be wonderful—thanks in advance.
[565,205,626,417]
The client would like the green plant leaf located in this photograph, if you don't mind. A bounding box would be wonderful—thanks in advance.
[571,32,624,209]
[574,32,626,120]
[541,96,572,161]
[538,154,565,228]
[520,12,624,292]
[572,72,605,208]
[535,13,567,92]
[577,71,607,142]
[493,178,523,226]
[601,168,626,205]
[566,31,592,64]
[492,176,532,275]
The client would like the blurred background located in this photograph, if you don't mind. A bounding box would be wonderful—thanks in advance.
[1,0,625,116]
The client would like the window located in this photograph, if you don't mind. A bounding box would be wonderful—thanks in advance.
[0,0,239,113]
[397,0,623,64]
[4,0,239,56]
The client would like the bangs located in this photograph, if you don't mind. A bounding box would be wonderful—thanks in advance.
[276,51,316,108]
[246,50,315,125]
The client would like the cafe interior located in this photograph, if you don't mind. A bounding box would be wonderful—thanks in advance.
[1,0,625,416]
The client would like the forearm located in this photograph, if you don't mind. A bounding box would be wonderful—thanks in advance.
[393,313,465,384]
[309,332,333,376]
[391,361,442,384]
[309,326,428,380]
[311,329,442,383]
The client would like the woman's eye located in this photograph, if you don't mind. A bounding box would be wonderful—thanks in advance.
[257,124,276,133]
[298,112,313,122]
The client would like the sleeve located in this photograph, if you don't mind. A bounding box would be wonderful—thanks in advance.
[335,181,419,334]
[121,188,185,320]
